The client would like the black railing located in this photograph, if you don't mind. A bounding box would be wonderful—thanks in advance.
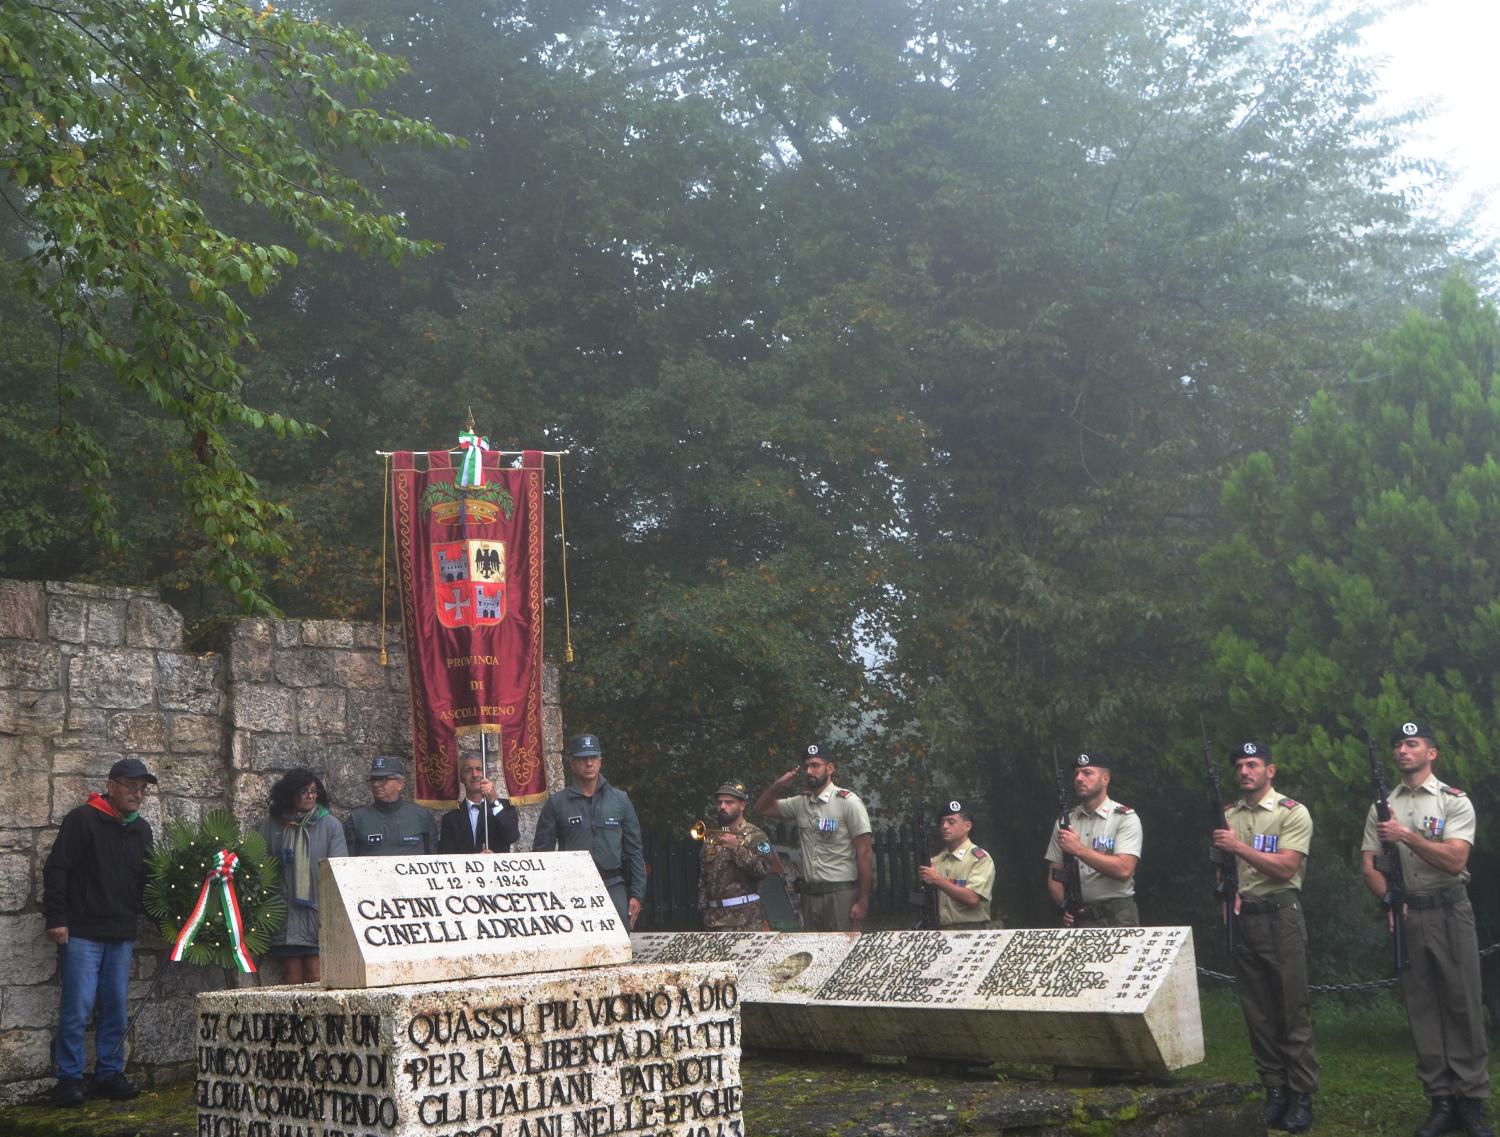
[637,822,927,931]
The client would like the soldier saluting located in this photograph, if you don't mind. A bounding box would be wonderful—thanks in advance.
[698,780,777,931]
[1362,721,1491,1137]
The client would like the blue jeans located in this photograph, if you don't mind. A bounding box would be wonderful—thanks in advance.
[55,936,133,1079]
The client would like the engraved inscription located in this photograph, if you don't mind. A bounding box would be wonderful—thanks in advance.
[814,931,953,1003]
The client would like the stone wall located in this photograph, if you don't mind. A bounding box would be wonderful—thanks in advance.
[0,579,563,1105]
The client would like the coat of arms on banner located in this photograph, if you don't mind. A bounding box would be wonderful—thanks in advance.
[431,539,507,627]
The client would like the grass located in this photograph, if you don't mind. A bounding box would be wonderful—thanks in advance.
[0,988,1491,1136]
[1190,985,1495,1136]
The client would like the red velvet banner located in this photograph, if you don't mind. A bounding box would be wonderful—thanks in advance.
[391,449,547,806]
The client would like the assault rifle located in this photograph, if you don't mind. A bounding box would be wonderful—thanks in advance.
[912,801,941,930]
[1202,715,1239,957]
[1368,730,1410,972]
[1050,747,1085,920]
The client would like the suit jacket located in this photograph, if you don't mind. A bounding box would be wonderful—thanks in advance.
[438,798,520,854]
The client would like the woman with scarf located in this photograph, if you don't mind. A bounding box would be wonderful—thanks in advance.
[258,769,346,982]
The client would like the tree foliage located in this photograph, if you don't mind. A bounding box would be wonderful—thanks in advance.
[1203,275,1500,853]
[0,0,456,612]
[0,0,1483,844]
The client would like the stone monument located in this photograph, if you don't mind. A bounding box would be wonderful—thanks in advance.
[195,854,745,1137]
[632,926,1203,1075]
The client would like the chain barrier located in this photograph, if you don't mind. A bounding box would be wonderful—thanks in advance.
[1197,941,1500,992]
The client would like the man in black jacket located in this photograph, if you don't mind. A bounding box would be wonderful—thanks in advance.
[439,752,520,854]
[43,758,156,1107]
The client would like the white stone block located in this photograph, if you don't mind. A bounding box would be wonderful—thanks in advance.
[195,962,743,1137]
[320,851,633,991]
[631,926,1204,1075]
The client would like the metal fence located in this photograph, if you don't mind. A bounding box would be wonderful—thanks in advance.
[637,822,927,931]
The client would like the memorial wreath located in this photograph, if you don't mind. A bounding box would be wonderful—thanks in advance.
[144,810,285,971]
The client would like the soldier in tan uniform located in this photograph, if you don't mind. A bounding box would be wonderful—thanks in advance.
[1044,752,1142,927]
[755,742,872,931]
[698,780,778,931]
[918,799,998,928]
[1212,740,1317,1134]
[1361,721,1491,1137]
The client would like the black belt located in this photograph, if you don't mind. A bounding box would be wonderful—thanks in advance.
[799,879,858,896]
[1239,891,1300,914]
[1407,885,1467,910]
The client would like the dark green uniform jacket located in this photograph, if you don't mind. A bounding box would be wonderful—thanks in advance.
[533,777,646,901]
[344,799,439,857]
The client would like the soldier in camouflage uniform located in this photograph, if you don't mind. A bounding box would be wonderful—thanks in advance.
[698,780,778,931]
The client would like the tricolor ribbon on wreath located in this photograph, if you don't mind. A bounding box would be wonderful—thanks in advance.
[169,848,256,973]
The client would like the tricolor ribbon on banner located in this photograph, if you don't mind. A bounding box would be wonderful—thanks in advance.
[457,431,490,487]
[170,849,256,973]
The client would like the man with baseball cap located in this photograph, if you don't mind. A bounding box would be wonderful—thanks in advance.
[755,742,872,931]
[345,755,439,857]
[1044,751,1142,927]
[698,780,778,930]
[43,758,158,1106]
[918,799,998,928]
[1213,739,1317,1134]
[533,734,645,929]
[1362,721,1491,1137]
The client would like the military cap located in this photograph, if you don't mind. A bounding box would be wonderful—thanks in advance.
[368,755,406,778]
[1074,751,1111,770]
[938,799,972,819]
[567,734,603,758]
[714,780,749,800]
[1390,720,1437,745]
[802,742,830,761]
[1230,740,1269,761]
[108,757,158,785]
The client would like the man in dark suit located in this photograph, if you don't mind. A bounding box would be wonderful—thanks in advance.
[439,752,520,854]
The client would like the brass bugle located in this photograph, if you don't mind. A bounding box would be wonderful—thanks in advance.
[689,820,725,841]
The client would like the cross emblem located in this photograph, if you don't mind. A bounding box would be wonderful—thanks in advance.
[443,589,471,620]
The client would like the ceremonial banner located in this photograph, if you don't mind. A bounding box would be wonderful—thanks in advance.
[391,448,547,805]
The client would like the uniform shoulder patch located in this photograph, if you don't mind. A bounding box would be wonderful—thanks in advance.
[756,840,772,854]
[972,848,988,860]
[1113,804,1133,814]
[1278,798,1298,808]
[835,788,853,799]
[1442,786,1466,797]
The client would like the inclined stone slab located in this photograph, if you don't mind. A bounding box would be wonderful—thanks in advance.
[630,926,1203,1075]
[195,962,742,1137]
[321,851,632,990]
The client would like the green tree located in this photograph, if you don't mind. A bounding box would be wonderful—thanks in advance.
[0,0,455,612]
[1203,274,1500,854]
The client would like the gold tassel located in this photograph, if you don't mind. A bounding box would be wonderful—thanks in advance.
[556,452,575,663]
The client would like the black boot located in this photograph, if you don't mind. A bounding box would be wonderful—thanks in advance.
[1417,1097,1460,1137]
[1455,1098,1495,1137]
[1262,1087,1289,1128]
[1282,1092,1314,1133]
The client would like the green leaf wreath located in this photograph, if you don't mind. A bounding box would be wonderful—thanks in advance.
[420,478,516,520]
[144,810,286,968]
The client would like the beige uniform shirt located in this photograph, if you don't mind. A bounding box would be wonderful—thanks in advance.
[1225,787,1312,896]
[1361,772,1475,892]
[933,838,994,926]
[1044,797,1142,901]
[778,782,872,884]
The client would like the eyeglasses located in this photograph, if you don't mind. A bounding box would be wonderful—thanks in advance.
[111,780,151,795]
[296,785,320,796]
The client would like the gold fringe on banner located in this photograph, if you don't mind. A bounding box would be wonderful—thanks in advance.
[556,452,575,664]
[379,452,392,667]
